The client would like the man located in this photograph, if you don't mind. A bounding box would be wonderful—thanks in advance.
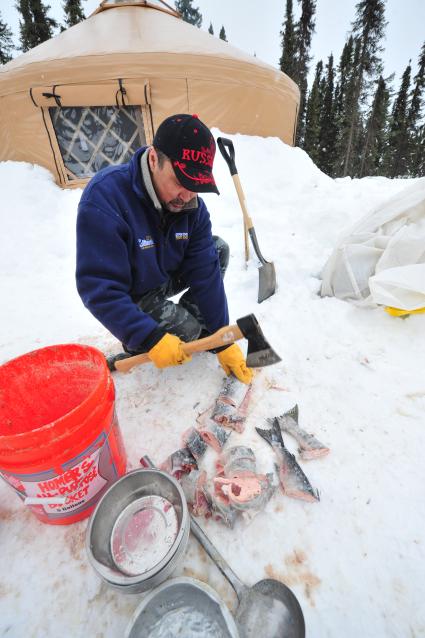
[76,113,252,383]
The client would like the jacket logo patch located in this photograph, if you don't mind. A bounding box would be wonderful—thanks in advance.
[175,232,189,240]
[138,236,155,250]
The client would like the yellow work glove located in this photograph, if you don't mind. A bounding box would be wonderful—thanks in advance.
[148,333,191,368]
[217,343,253,384]
[385,306,425,317]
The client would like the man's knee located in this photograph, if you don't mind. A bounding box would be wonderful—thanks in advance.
[212,235,229,277]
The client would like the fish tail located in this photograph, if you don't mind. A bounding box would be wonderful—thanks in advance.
[283,404,299,423]
[256,418,284,447]
[255,425,273,446]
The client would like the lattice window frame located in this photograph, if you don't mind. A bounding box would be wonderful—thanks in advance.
[48,104,148,183]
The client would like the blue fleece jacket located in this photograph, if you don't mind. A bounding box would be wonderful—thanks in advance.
[76,147,229,352]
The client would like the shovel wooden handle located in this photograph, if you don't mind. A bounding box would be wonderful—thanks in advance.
[232,174,254,265]
[114,323,244,373]
[217,137,252,262]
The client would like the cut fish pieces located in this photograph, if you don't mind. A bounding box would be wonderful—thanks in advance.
[180,470,212,518]
[182,426,208,461]
[271,404,330,460]
[256,419,320,503]
[198,420,231,452]
[159,447,197,480]
[211,374,253,432]
[217,446,257,476]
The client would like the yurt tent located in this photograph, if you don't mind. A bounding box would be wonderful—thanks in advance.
[0,0,300,188]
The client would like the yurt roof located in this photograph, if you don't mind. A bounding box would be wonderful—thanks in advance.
[0,1,297,98]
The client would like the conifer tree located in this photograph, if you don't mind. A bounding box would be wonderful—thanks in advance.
[279,0,297,80]
[317,54,337,175]
[294,0,316,146]
[17,0,58,51]
[415,124,425,175]
[342,0,387,176]
[208,22,213,35]
[303,60,323,164]
[219,26,227,42]
[359,75,390,176]
[385,63,412,177]
[175,0,202,28]
[0,13,14,64]
[334,36,361,176]
[406,42,425,174]
[63,0,85,28]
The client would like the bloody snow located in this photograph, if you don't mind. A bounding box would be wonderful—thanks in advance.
[0,132,424,638]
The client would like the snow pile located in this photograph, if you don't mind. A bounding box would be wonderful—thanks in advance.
[0,135,424,638]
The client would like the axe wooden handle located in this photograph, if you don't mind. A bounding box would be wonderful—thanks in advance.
[114,323,244,373]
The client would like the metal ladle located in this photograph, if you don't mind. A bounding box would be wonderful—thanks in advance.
[141,456,305,638]
[190,517,305,638]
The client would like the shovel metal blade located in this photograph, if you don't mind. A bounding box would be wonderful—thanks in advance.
[258,261,277,303]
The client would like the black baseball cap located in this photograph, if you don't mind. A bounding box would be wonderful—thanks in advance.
[153,114,219,194]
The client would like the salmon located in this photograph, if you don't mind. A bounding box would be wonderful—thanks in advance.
[256,419,320,502]
[214,446,275,516]
[210,488,238,528]
[180,470,212,518]
[198,421,231,453]
[182,427,208,461]
[216,446,257,476]
[211,374,252,433]
[160,447,198,480]
[214,472,275,512]
[271,404,330,460]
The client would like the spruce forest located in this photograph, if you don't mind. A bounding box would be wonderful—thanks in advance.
[0,0,424,178]
[281,0,425,178]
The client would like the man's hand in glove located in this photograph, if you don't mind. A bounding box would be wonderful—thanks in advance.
[217,343,253,384]
[148,333,191,368]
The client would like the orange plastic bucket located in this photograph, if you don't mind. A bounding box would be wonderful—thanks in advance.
[0,344,127,525]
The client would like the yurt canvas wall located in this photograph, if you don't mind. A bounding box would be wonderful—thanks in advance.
[0,0,300,188]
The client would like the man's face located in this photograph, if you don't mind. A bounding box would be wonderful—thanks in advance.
[148,148,197,212]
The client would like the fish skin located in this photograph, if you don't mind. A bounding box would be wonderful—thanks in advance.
[182,427,208,461]
[180,470,212,518]
[218,373,249,407]
[256,419,320,503]
[271,404,330,460]
[198,421,231,452]
[211,374,252,432]
[160,447,198,480]
[205,482,238,529]
[218,446,257,476]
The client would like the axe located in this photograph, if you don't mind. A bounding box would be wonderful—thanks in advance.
[112,314,281,373]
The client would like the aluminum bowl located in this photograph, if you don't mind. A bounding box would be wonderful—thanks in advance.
[85,469,189,593]
[125,577,240,637]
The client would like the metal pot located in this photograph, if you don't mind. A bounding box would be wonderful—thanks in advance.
[125,576,240,637]
[85,469,189,594]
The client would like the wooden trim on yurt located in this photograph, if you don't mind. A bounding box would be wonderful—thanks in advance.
[29,79,152,108]
[28,79,153,187]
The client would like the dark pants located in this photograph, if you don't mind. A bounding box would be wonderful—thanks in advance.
[132,235,229,347]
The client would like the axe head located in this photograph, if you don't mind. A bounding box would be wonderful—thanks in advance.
[236,314,281,368]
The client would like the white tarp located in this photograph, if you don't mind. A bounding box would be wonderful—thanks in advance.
[320,178,425,310]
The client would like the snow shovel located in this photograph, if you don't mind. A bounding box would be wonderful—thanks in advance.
[217,137,277,303]
[141,455,305,638]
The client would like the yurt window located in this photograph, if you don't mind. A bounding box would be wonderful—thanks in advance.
[49,105,146,179]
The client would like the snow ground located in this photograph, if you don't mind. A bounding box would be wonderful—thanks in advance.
[0,133,424,638]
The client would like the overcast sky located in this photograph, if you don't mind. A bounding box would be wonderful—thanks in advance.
[2,0,425,85]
